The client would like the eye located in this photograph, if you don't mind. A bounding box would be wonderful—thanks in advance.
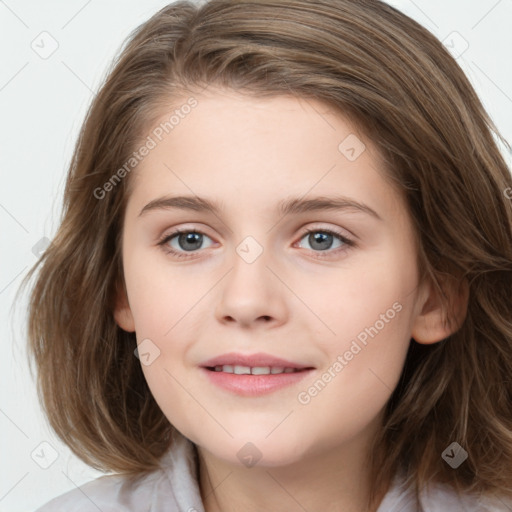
[296,228,354,257]
[158,229,215,259]
[157,227,355,260]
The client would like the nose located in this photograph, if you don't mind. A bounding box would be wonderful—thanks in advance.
[214,246,288,329]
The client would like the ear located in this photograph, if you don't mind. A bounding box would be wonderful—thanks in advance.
[411,274,469,344]
[113,281,136,333]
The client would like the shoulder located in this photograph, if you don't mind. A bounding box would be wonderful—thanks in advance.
[33,472,156,512]
[378,470,512,512]
[422,481,512,512]
[34,431,204,512]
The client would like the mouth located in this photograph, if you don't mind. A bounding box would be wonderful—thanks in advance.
[200,352,315,396]
[205,365,310,375]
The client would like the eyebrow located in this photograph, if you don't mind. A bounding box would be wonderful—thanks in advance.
[138,194,382,220]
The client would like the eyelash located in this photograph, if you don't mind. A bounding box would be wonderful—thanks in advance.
[157,227,356,260]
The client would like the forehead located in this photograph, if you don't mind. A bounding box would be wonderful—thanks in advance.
[125,89,403,223]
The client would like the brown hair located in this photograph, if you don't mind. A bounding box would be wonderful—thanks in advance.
[19,0,512,509]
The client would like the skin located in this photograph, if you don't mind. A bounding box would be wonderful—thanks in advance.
[114,87,458,512]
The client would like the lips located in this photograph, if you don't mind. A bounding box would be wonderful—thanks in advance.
[201,352,314,372]
[200,352,315,396]
[211,365,301,375]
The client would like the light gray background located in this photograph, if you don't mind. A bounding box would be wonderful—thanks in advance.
[1,1,511,510]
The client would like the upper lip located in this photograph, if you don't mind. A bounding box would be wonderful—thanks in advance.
[201,352,314,369]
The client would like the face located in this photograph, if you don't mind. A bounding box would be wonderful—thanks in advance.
[115,88,433,468]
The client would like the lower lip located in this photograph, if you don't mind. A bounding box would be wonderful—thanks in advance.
[201,367,314,396]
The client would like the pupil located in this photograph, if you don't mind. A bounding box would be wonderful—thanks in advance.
[179,232,202,251]
[176,232,333,252]
[310,232,332,251]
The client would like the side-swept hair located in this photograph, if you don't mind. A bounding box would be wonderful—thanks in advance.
[20,0,512,508]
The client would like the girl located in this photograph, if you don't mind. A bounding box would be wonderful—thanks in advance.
[23,0,512,510]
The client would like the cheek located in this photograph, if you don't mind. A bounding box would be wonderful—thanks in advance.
[295,247,417,409]
[139,360,206,442]
[123,250,206,340]
[123,253,210,416]
[305,245,418,345]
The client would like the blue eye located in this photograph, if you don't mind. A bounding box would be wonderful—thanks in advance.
[158,227,355,260]
[296,228,354,256]
[158,230,214,258]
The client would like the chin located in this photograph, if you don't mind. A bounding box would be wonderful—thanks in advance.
[198,430,310,469]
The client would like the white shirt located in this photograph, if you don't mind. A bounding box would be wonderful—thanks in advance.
[34,430,512,511]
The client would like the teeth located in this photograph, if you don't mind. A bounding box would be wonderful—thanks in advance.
[234,365,251,375]
[251,367,270,375]
[213,365,300,374]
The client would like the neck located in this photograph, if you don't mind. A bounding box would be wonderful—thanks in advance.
[197,437,391,512]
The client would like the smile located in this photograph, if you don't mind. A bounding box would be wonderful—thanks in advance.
[208,365,303,375]
[200,352,315,396]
